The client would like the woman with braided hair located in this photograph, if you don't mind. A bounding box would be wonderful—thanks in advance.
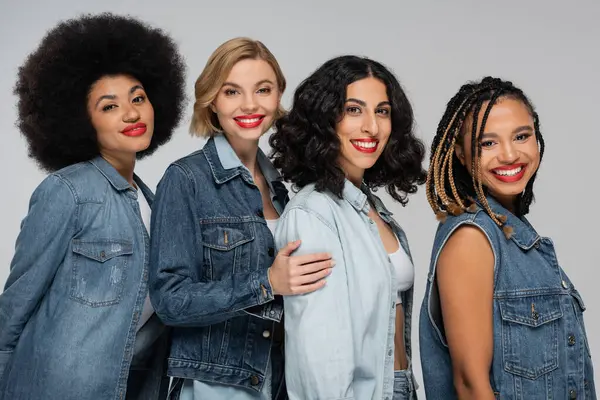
[0,13,186,400]
[419,76,595,399]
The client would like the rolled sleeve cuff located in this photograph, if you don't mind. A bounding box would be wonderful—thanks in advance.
[243,269,283,322]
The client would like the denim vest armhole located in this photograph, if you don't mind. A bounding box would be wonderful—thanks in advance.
[426,215,499,347]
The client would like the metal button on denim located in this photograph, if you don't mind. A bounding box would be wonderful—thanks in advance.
[568,335,576,346]
[262,330,270,338]
[569,389,577,399]
[562,280,569,289]
[250,375,260,386]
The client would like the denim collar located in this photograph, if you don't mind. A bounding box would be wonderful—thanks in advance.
[89,156,153,204]
[476,195,540,250]
[89,156,133,191]
[341,180,393,217]
[204,135,288,211]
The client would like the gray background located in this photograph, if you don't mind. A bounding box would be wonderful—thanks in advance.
[1,1,598,397]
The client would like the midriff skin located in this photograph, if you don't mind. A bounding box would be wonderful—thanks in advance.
[394,307,408,370]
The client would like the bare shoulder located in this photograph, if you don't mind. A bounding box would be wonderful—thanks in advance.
[438,224,494,274]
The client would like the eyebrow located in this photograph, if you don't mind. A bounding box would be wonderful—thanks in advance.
[222,79,275,89]
[94,84,145,109]
[480,125,534,140]
[345,98,391,107]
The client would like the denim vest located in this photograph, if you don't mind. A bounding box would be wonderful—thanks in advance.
[419,197,596,399]
[0,157,169,400]
[149,135,288,392]
[274,181,416,400]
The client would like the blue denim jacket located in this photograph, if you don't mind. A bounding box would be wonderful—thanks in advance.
[274,181,416,400]
[419,197,596,400]
[149,135,288,392]
[0,157,169,400]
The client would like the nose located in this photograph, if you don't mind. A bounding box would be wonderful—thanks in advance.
[360,112,379,136]
[123,103,140,123]
[240,92,258,113]
[497,141,519,164]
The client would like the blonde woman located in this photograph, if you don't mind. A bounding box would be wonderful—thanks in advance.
[148,38,333,400]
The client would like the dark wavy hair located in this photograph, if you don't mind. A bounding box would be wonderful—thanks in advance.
[14,13,187,172]
[269,55,426,205]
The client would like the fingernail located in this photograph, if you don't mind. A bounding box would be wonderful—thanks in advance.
[330,261,336,267]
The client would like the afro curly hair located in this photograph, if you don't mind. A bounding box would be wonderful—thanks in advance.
[14,13,187,172]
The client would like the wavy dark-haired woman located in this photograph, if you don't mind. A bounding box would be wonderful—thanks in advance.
[270,55,426,400]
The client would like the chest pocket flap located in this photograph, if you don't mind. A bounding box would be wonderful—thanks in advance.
[72,239,134,262]
[499,295,563,327]
[201,223,255,251]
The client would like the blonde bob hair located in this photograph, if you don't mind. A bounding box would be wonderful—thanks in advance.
[190,37,286,137]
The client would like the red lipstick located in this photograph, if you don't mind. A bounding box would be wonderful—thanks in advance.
[234,114,265,129]
[121,123,147,137]
[351,139,378,154]
[491,163,527,183]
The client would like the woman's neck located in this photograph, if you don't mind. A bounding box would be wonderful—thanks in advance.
[225,134,260,176]
[101,151,136,185]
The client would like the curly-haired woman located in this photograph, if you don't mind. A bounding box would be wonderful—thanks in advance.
[0,13,186,400]
[269,55,427,400]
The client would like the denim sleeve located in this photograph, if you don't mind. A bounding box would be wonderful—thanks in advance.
[149,164,275,327]
[0,175,77,379]
[275,208,355,400]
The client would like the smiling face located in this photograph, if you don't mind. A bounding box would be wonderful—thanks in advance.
[336,77,392,185]
[455,97,541,209]
[87,74,154,163]
[211,58,281,144]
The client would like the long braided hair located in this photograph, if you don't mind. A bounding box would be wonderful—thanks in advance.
[426,77,545,237]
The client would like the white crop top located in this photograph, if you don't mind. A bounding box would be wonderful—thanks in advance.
[266,219,279,236]
[389,235,414,305]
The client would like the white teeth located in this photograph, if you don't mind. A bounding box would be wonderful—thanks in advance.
[237,118,261,123]
[494,166,523,176]
[351,140,377,149]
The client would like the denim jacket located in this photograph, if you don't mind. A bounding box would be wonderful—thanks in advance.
[149,135,288,392]
[419,197,596,400]
[0,157,169,400]
[273,181,416,400]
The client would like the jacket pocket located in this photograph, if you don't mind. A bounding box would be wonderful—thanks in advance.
[201,221,256,278]
[498,294,562,379]
[70,239,133,307]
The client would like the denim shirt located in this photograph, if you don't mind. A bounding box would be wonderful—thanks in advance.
[0,157,168,400]
[419,197,596,400]
[149,135,288,392]
[274,181,415,400]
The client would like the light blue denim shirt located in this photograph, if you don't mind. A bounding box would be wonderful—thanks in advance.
[274,180,415,400]
[0,157,168,400]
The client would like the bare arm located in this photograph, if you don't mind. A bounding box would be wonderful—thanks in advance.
[437,225,495,399]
